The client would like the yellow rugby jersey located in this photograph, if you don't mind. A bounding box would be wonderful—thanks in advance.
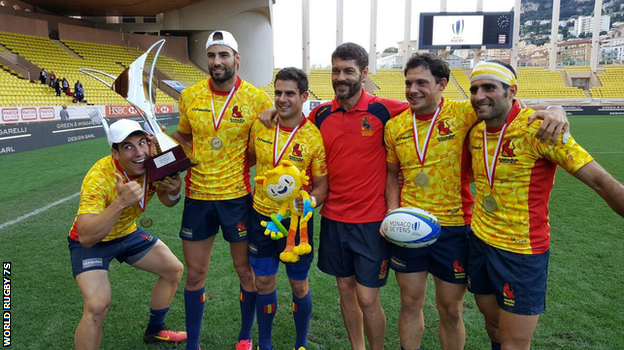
[178,77,273,200]
[68,155,157,242]
[385,99,477,225]
[249,118,327,216]
[469,102,594,254]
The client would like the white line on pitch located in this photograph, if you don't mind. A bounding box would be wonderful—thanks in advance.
[0,134,31,141]
[52,126,101,133]
[0,192,79,231]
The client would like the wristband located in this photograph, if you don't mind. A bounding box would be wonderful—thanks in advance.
[168,192,181,201]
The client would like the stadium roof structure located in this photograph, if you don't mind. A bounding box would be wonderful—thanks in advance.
[17,0,207,16]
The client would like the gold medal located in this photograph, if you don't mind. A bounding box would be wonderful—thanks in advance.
[210,137,223,150]
[482,195,498,212]
[414,172,430,187]
[140,216,153,228]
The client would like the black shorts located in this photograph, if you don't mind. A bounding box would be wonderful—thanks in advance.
[389,225,470,284]
[317,217,390,288]
[68,228,157,277]
[467,233,549,315]
[248,208,314,266]
[179,194,251,242]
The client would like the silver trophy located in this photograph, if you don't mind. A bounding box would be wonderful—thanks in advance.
[81,39,194,182]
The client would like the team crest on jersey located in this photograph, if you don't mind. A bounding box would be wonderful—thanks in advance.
[140,233,154,242]
[436,120,456,141]
[453,260,466,279]
[230,105,245,123]
[361,117,374,136]
[237,221,247,237]
[379,260,388,279]
[289,143,304,162]
[503,283,515,307]
[499,140,518,164]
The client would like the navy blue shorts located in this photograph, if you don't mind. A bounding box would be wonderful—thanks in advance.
[249,256,311,281]
[179,194,251,242]
[467,233,549,315]
[248,208,314,266]
[68,228,158,277]
[389,225,470,284]
[317,217,390,288]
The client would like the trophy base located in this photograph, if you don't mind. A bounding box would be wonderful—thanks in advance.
[145,145,196,182]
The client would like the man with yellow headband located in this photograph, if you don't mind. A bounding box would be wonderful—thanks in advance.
[384,54,570,350]
[467,59,624,350]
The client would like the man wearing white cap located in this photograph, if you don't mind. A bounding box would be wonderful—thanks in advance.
[68,119,186,350]
[172,30,273,350]
[467,60,624,350]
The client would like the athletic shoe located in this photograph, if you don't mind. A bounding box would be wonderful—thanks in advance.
[294,347,307,350]
[143,328,187,343]
[236,339,253,350]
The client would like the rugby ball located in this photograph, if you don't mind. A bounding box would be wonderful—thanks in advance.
[381,207,441,248]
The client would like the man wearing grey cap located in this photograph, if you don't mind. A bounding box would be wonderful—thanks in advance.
[67,118,186,349]
[172,30,273,350]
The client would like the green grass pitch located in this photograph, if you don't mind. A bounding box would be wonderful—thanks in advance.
[1,118,623,349]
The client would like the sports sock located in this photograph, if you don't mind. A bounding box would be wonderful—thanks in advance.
[145,306,169,334]
[292,291,312,349]
[491,342,502,350]
[256,289,277,350]
[184,287,206,350]
[239,285,257,341]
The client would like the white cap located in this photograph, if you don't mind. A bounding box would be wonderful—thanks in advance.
[107,119,148,147]
[206,30,238,52]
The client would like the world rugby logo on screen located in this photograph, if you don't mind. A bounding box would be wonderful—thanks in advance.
[452,19,464,35]
[451,19,465,43]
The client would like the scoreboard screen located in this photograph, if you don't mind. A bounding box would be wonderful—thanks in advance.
[419,12,514,49]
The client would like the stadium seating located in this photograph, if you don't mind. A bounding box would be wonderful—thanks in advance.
[590,66,624,98]
[369,69,466,101]
[564,65,591,73]
[256,69,278,100]
[0,31,208,107]
[450,68,470,95]
[307,70,334,100]
[515,67,585,99]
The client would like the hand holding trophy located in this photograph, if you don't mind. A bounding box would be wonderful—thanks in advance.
[80,39,195,182]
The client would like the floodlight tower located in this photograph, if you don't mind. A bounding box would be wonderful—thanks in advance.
[549,0,562,71]
[302,0,310,73]
[510,0,521,70]
[590,0,604,72]
[369,0,378,74]
[402,0,413,68]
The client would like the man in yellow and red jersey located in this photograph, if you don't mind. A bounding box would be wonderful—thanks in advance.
[467,60,624,350]
[171,30,273,350]
[68,119,186,350]
[248,67,328,350]
[384,54,570,350]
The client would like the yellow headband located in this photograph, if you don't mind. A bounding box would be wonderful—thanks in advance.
[470,61,517,86]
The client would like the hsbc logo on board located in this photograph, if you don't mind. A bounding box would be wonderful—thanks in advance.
[105,105,172,117]
[106,105,139,117]
[155,105,170,114]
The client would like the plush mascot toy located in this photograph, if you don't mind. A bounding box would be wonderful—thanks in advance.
[254,160,315,263]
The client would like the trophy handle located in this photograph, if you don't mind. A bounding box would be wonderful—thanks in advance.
[79,69,117,88]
